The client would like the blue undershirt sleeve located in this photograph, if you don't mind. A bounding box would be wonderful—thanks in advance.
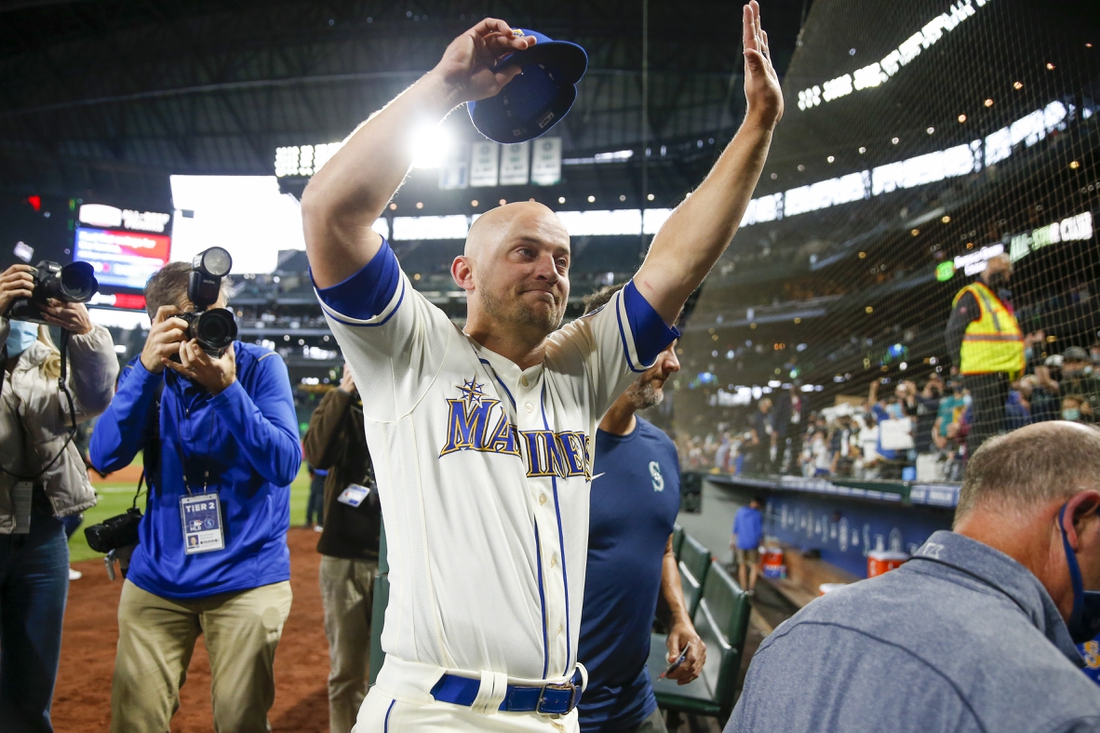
[310,238,401,321]
[622,280,680,366]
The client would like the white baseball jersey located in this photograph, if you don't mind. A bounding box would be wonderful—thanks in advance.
[315,240,676,682]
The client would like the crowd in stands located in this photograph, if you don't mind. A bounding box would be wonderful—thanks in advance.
[680,339,1100,483]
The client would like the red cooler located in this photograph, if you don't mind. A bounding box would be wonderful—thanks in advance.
[867,550,909,578]
[761,546,786,579]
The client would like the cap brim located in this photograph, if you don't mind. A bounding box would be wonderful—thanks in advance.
[494,40,588,84]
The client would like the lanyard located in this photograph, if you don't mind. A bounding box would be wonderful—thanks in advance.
[168,380,212,496]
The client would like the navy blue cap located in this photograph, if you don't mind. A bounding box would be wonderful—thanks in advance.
[468,29,588,144]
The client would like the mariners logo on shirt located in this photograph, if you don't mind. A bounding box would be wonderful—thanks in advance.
[649,461,664,491]
[440,377,592,480]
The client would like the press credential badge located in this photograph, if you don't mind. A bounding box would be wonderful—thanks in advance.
[337,483,371,508]
[180,493,225,554]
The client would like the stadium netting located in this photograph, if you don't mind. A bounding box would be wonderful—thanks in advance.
[673,0,1100,481]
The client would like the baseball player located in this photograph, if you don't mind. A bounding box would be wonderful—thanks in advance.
[302,6,782,731]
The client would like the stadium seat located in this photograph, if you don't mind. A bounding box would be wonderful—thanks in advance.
[678,534,712,620]
[649,563,752,724]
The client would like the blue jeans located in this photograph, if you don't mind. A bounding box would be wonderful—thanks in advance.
[0,513,70,733]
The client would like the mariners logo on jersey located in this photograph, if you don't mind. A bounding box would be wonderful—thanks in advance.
[440,376,593,480]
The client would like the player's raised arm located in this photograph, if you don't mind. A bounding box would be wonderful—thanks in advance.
[633,1,783,325]
[302,18,534,288]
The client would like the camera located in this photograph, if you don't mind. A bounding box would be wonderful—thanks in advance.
[84,507,142,554]
[5,260,99,323]
[180,247,237,357]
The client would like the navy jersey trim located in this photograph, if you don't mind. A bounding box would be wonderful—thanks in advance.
[535,524,550,679]
[541,385,573,675]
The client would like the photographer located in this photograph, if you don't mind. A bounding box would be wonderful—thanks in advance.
[302,362,380,733]
[89,261,301,733]
[0,263,119,732]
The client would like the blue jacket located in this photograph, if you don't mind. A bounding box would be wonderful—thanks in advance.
[90,342,301,600]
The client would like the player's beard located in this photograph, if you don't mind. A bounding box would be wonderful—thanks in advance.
[481,286,565,335]
[625,377,664,411]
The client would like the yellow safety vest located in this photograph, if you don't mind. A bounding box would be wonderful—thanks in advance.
[953,281,1025,376]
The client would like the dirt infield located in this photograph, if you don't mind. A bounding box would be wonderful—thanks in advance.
[53,527,333,732]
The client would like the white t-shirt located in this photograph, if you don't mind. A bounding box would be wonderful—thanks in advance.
[314,240,676,682]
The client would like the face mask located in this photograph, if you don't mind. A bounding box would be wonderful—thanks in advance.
[1064,409,1082,421]
[987,272,1009,291]
[5,320,38,357]
[1059,504,1100,644]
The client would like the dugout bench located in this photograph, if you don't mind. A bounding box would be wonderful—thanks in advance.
[649,530,752,724]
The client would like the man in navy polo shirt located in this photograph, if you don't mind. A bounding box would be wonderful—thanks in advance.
[577,286,705,733]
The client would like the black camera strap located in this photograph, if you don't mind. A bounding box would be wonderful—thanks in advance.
[0,329,80,482]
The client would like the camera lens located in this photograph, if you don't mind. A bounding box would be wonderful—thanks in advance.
[58,262,98,302]
[195,309,237,352]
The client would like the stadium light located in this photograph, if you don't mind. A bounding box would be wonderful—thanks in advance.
[409,126,453,169]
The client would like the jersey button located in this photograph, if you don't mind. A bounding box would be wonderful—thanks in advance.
[550,554,558,568]
[557,624,563,635]
[525,403,534,413]
[538,494,547,506]
[521,376,529,387]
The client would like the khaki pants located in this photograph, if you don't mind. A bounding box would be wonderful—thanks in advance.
[110,579,293,733]
[319,556,377,733]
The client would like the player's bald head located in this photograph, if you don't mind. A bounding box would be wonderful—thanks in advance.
[465,201,569,262]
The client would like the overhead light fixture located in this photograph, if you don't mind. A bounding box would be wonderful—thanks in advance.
[958,114,967,123]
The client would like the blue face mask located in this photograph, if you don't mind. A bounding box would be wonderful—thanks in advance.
[1058,504,1100,644]
[5,320,38,356]
[1064,408,1082,421]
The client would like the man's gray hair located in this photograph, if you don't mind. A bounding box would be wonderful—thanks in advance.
[955,421,1100,521]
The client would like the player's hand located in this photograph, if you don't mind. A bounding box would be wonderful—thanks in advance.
[666,620,706,685]
[37,299,93,335]
[338,362,356,394]
[743,1,783,130]
[428,18,536,103]
[164,340,237,395]
[0,264,36,315]
[141,306,189,374]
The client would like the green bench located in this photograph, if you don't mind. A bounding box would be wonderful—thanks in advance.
[649,562,752,723]
[678,533,712,620]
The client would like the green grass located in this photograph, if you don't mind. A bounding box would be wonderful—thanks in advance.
[69,464,314,563]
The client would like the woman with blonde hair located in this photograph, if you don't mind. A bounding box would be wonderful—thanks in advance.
[0,263,119,733]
